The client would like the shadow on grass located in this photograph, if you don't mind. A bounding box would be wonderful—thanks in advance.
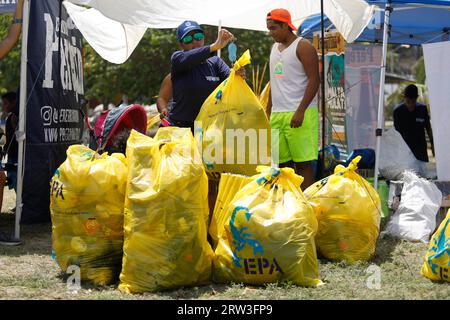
[313,234,403,268]
[59,275,232,300]
[0,213,53,257]
[371,235,403,264]
[154,283,230,300]
[152,279,310,299]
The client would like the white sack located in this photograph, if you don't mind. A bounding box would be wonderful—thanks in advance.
[384,171,442,243]
[379,128,424,180]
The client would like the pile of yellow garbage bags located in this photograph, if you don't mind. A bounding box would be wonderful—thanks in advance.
[51,135,323,290]
[50,84,390,293]
[51,137,387,292]
[50,145,127,285]
[304,156,381,263]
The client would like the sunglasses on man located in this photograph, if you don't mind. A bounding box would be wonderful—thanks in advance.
[182,32,204,44]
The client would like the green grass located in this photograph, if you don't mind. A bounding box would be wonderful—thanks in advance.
[1,189,449,300]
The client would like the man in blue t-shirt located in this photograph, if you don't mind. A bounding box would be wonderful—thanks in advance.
[169,20,236,132]
[393,84,434,162]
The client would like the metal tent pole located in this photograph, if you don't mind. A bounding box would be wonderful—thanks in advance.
[15,0,31,239]
[320,0,326,173]
[373,4,392,190]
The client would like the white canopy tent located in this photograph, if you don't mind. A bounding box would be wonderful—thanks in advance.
[299,1,450,188]
[371,1,450,189]
[13,0,375,238]
[63,0,375,63]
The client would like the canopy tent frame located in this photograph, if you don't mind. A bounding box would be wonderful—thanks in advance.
[299,1,450,188]
[373,4,391,190]
[373,2,450,189]
[320,0,326,172]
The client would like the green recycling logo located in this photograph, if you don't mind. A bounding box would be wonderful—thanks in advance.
[274,62,284,79]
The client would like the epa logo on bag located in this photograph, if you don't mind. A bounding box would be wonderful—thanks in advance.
[230,206,284,275]
[243,257,283,275]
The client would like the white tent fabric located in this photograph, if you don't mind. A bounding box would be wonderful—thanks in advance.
[64,2,146,64]
[423,41,450,181]
[64,0,375,64]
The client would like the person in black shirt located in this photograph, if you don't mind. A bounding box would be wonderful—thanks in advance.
[1,91,18,192]
[0,0,23,246]
[393,84,434,162]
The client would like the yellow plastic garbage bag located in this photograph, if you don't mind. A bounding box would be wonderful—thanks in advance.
[146,113,161,133]
[50,145,127,285]
[195,50,271,177]
[210,173,252,248]
[118,128,213,293]
[259,81,270,110]
[213,166,321,287]
[421,209,450,282]
[304,156,381,263]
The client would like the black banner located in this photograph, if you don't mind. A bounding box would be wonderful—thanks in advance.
[23,0,84,223]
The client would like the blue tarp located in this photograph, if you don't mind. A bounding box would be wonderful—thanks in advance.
[300,0,450,45]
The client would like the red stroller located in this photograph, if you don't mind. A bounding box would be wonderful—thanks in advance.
[88,104,147,154]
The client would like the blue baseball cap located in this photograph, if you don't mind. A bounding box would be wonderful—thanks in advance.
[177,20,203,42]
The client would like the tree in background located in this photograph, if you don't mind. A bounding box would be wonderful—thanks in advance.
[385,46,425,120]
[83,26,274,107]
[412,56,426,84]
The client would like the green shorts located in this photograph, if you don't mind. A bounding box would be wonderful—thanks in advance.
[270,107,319,163]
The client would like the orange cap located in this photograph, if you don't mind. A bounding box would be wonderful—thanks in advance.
[267,8,297,31]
